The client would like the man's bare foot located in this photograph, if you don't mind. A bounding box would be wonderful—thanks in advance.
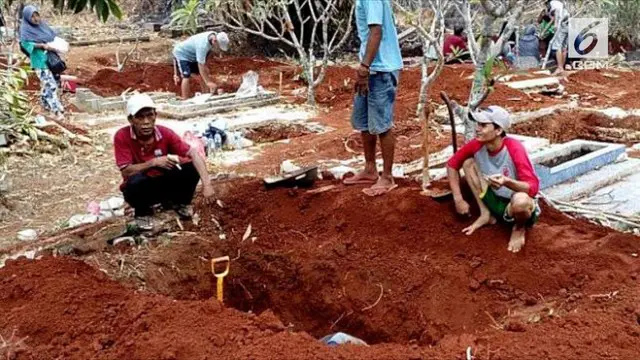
[462,213,496,236]
[343,171,378,185]
[552,69,564,76]
[508,226,526,253]
[362,175,397,196]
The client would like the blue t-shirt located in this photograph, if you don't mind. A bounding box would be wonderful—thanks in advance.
[355,0,403,72]
[173,32,213,64]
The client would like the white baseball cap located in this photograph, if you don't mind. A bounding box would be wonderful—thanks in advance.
[469,105,511,132]
[215,32,230,52]
[127,93,156,117]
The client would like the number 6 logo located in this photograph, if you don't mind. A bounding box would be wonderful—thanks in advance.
[574,20,600,56]
[569,18,608,59]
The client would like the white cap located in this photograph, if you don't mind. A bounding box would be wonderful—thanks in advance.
[127,93,156,117]
[216,32,230,52]
[469,105,511,132]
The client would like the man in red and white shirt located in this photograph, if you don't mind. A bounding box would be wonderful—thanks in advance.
[114,94,215,229]
[447,106,540,253]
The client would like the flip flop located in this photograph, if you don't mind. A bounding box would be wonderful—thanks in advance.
[343,176,378,185]
[362,183,398,197]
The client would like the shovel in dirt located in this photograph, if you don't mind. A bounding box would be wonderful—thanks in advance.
[263,166,318,189]
[211,256,230,303]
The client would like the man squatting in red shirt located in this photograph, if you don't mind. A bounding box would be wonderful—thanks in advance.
[113,94,215,230]
[447,106,541,253]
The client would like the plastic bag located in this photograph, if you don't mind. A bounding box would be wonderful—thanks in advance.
[235,71,260,98]
[47,37,69,54]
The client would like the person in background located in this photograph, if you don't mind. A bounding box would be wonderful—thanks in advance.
[19,5,64,119]
[114,94,215,229]
[443,25,468,63]
[446,106,541,253]
[516,25,540,69]
[173,31,230,99]
[547,0,569,75]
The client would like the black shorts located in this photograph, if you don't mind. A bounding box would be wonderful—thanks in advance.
[175,58,200,78]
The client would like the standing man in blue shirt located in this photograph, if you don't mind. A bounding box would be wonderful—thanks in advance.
[343,0,403,196]
[173,31,230,99]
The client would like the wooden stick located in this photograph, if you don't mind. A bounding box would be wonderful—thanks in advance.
[361,283,384,311]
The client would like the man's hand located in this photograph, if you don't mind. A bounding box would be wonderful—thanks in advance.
[354,65,369,96]
[153,156,178,170]
[487,174,508,189]
[454,198,471,216]
[202,184,215,203]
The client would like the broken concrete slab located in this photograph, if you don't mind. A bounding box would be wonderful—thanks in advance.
[531,140,626,189]
[544,158,640,202]
[73,89,176,113]
[504,77,560,90]
[157,92,280,120]
[70,36,151,47]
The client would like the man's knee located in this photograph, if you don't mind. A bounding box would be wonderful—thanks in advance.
[509,192,534,219]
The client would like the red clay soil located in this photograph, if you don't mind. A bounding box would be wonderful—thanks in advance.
[2,179,640,359]
[84,57,290,97]
[563,69,640,108]
[317,64,562,118]
[244,123,313,143]
[512,110,640,144]
[82,58,561,115]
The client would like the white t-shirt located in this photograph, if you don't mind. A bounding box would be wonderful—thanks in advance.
[549,1,569,28]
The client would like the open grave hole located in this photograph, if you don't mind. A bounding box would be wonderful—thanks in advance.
[242,122,316,143]
[537,146,596,168]
[89,179,639,347]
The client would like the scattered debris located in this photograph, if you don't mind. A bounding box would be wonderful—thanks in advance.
[17,229,37,242]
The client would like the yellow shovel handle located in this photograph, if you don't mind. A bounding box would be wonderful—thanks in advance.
[217,277,224,303]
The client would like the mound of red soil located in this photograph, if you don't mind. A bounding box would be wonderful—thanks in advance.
[563,70,640,108]
[244,123,313,143]
[85,57,289,97]
[512,110,640,144]
[3,179,639,359]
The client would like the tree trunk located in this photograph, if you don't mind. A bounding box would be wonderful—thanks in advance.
[421,102,431,189]
[416,46,430,118]
[305,62,316,106]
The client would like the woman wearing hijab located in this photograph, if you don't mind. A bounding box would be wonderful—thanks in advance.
[516,25,541,69]
[20,5,64,119]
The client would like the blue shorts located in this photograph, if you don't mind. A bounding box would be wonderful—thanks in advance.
[351,71,399,135]
[175,58,200,78]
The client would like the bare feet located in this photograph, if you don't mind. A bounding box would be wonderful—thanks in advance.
[462,213,496,236]
[552,69,564,76]
[343,170,378,185]
[362,175,398,196]
[508,225,526,253]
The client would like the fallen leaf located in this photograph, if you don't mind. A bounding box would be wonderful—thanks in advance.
[242,224,252,242]
[216,200,225,208]
[251,236,257,243]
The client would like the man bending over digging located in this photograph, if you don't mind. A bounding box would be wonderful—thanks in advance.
[114,94,215,230]
[173,31,230,99]
[446,106,541,253]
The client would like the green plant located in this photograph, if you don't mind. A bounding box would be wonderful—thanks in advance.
[0,64,37,141]
[170,0,203,34]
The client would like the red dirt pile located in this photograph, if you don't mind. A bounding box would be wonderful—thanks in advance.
[244,123,313,143]
[563,69,640,108]
[4,179,639,359]
[512,110,640,144]
[85,57,289,97]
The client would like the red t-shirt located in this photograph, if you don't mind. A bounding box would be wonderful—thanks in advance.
[447,137,539,198]
[443,34,468,57]
[114,125,192,188]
